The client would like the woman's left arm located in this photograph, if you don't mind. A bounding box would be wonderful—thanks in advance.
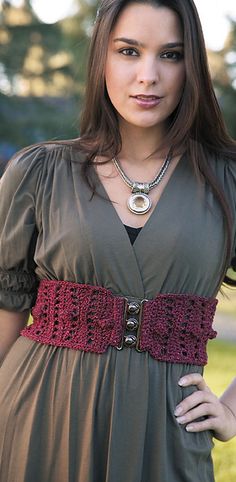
[174,374,236,441]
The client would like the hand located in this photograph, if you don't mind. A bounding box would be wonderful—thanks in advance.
[174,373,236,442]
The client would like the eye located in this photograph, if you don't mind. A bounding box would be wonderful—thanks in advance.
[119,48,139,57]
[161,51,184,61]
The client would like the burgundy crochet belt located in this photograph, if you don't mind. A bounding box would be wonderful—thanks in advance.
[21,280,218,366]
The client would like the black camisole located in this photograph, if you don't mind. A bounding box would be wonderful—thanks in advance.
[124,225,142,245]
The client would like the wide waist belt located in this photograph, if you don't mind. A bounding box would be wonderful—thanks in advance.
[21,280,218,366]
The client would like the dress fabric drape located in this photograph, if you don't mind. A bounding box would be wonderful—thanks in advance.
[0,143,236,482]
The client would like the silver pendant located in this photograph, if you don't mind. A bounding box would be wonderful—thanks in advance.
[127,193,152,215]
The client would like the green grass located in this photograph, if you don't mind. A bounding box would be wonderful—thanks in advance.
[205,339,236,482]
[217,284,236,315]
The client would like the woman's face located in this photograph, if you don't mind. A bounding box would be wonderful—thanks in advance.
[105,2,186,134]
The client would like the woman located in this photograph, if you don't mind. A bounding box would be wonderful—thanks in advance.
[0,1,236,481]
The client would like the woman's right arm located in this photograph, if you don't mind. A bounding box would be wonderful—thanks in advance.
[0,147,45,362]
[0,309,29,364]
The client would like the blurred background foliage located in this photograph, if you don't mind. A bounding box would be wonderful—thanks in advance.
[0,0,236,173]
[0,0,97,172]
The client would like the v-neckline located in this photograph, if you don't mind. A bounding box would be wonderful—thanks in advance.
[93,152,186,244]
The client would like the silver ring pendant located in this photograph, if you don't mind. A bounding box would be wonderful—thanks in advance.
[127,193,152,215]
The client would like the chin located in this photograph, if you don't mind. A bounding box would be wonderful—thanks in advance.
[122,113,169,129]
[118,111,170,131]
[126,119,166,130]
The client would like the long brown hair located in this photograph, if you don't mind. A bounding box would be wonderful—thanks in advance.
[13,0,235,287]
[75,0,236,287]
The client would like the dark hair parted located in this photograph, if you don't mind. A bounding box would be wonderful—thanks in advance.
[75,0,236,288]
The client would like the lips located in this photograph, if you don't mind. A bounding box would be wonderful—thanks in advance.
[132,95,162,100]
[131,94,163,109]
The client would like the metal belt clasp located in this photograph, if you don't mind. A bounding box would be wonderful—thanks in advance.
[116,297,147,352]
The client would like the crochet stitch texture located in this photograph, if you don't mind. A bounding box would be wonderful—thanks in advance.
[21,280,218,365]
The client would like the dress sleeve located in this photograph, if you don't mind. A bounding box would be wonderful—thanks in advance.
[0,145,45,311]
[222,158,236,287]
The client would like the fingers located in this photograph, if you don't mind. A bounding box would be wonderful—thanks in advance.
[175,374,214,416]
[176,402,212,424]
[176,403,216,432]
[184,418,215,433]
[175,373,217,433]
[178,373,210,392]
[174,373,236,440]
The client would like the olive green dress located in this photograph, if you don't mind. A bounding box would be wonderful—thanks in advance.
[0,143,235,482]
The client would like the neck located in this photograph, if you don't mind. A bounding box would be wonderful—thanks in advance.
[119,122,168,164]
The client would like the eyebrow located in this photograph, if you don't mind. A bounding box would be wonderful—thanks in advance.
[113,37,184,49]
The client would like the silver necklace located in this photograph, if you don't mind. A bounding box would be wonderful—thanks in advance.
[112,150,172,215]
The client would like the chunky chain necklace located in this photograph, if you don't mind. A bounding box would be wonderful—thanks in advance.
[112,150,172,215]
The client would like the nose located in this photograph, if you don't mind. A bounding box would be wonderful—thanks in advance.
[137,56,159,86]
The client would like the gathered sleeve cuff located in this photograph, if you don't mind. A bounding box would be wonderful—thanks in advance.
[0,269,39,311]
